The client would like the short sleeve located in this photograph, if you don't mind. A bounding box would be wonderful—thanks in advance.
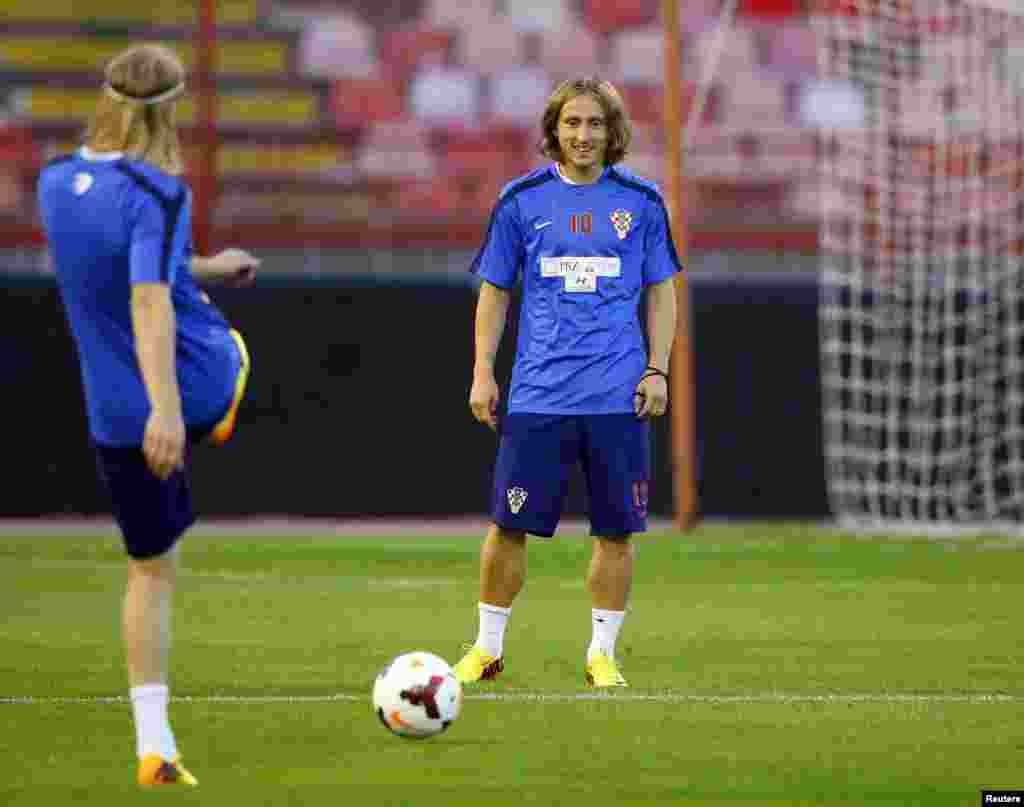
[642,194,684,286]
[469,195,524,289]
[128,185,190,286]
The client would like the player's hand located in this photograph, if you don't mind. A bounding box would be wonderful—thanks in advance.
[143,408,186,480]
[202,248,261,286]
[634,374,668,419]
[469,372,500,431]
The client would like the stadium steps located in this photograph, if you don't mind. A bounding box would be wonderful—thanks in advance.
[8,76,327,129]
[0,0,260,25]
[0,29,294,77]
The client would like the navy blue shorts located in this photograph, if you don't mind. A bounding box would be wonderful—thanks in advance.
[95,446,196,560]
[491,413,651,538]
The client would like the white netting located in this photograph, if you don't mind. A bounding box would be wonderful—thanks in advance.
[817,0,1024,527]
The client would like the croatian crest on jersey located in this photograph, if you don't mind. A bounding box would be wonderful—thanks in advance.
[610,209,633,240]
[507,486,528,515]
[72,173,94,196]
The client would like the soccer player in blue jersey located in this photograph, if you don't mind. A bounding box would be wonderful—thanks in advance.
[454,78,680,688]
[37,44,260,786]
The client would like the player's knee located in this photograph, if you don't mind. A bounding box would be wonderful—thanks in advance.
[594,534,633,556]
[128,546,178,582]
[491,525,527,545]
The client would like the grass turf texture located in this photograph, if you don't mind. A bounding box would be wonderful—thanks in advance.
[1,524,1022,804]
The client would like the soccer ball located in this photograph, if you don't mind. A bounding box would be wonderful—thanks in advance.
[373,651,462,739]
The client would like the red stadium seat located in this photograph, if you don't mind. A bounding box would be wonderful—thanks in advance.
[619,84,663,125]
[429,125,529,182]
[582,0,658,35]
[379,28,454,83]
[739,0,801,16]
[357,120,437,182]
[331,78,406,125]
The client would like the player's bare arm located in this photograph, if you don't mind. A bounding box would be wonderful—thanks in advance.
[636,276,677,419]
[470,280,512,431]
[191,248,261,286]
[131,282,185,479]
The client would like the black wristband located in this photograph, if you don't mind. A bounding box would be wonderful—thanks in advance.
[640,366,669,383]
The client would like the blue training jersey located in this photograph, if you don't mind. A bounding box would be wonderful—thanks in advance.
[470,163,682,415]
[38,149,241,447]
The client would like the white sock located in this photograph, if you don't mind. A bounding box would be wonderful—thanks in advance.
[475,602,512,658]
[587,608,626,661]
[130,684,177,761]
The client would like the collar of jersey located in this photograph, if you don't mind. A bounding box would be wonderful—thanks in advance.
[79,146,125,162]
[553,162,608,187]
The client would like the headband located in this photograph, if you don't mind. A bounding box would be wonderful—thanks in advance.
[104,80,186,106]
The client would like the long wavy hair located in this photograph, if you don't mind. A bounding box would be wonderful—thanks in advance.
[539,77,632,166]
[84,44,186,175]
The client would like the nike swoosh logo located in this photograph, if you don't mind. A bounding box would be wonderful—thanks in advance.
[534,221,552,230]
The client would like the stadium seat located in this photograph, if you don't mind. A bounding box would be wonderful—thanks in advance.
[687,127,743,178]
[0,121,37,217]
[618,84,664,125]
[409,63,481,127]
[439,137,500,183]
[1,0,259,24]
[507,0,570,34]
[215,182,374,225]
[183,141,354,181]
[392,176,464,218]
[622,150,662,185]
[357,121,436,181]
[490,66,551,126]
[0,37,290,77]
[765,21,817,78]
[628,120,660,152]
[455,16,521,79]
[739,0,801,16]
[680,0,725,30]
[23,87,321,127]
[609,26,665,85]
[689,25,760,80]
[731,128,813,180]
[379,28,454,83]
[581,0,659,35]
[787,183,821,220]
[539,24,602,79]
[421,0,493,31]
[723,74,787,128]
[332,77,406,125]
[298,12,376,80]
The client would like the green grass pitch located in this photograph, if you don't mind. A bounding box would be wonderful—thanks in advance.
[1,523,1022,805]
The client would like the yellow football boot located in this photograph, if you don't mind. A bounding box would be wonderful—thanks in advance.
[137,754,198,787]
[585,653,628,688]
[452,645,504,684]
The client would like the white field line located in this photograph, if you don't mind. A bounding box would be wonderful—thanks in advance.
[0,517,669,537]
[1,692,1019,706]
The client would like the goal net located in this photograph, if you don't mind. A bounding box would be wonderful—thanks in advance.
[817,0,1024,529]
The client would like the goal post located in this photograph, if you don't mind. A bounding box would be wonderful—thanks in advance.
[817,0,1024,529]
[194,0,219,257]
[663,0,700,531]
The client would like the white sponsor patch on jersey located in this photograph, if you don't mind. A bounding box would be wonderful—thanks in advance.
[539,256,621,293]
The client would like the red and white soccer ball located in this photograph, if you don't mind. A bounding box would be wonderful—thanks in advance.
[373,652,462,739]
